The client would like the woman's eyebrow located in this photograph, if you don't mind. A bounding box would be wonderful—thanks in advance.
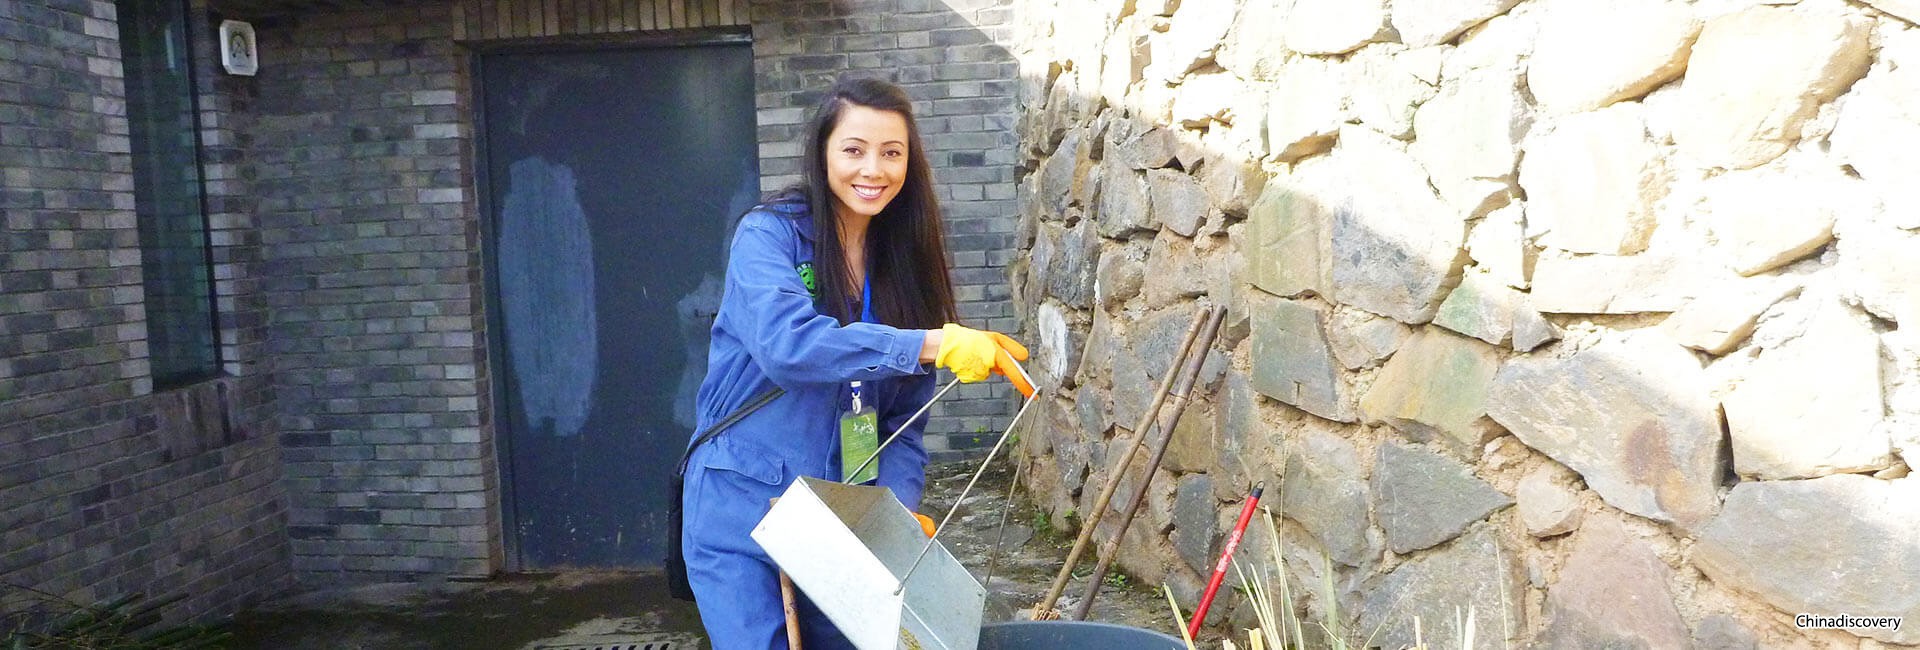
[838,136,907,147]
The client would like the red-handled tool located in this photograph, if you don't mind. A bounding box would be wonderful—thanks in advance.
[1188,482,1264,639]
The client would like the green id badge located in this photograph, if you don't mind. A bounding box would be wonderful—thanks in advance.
[840,407,880,484]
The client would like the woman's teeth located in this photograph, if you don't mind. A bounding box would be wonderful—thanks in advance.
[854,186,883,200]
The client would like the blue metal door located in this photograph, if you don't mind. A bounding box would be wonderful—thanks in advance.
[479,41,758,569]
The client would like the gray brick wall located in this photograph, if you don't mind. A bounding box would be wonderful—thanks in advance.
[0,0,290,626]
[749,0,1022,460]
[6,0,1026,603]
[249,4,500,582]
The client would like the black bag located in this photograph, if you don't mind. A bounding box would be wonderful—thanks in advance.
[667,387,784,602]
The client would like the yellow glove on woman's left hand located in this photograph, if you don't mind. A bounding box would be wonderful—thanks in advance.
[935,323,999,382]
[935,324,1035,397]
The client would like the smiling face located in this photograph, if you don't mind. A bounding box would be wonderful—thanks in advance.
[823,103,911,225]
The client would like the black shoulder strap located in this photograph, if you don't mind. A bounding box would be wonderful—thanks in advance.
[674,387,785,476]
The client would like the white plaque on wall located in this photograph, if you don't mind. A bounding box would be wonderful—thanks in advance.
[218,20,257,76]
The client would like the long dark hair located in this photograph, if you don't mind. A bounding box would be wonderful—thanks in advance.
[789,76,956,329]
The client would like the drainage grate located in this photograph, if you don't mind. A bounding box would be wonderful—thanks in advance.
[533,636,682,650]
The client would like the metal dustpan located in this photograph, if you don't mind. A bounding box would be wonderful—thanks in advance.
[753,476,986,650]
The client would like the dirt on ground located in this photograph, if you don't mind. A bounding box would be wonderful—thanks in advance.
[917,458,1180,632]
[221,459,1186,649]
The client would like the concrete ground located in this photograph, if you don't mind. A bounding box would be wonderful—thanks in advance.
[224,462,1184,649]
[225,571,702,649]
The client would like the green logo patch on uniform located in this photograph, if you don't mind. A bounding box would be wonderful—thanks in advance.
[796,262,817,298]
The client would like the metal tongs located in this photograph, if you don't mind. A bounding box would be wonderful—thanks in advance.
[843,358,1040,595]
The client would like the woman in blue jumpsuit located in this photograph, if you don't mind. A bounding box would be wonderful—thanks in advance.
[681,77,1031,649]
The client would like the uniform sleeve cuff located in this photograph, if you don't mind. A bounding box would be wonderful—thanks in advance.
[896,329,929,373]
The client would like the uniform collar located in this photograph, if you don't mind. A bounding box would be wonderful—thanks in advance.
[765,193,816,244]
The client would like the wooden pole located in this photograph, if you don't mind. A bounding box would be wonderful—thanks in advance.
[1032,306,1211,618]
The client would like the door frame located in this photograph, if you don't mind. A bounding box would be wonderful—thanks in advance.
[469,28,753,572]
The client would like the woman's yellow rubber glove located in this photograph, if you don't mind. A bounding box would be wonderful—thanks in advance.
[914,513,936,538]
[935,324,1035,398]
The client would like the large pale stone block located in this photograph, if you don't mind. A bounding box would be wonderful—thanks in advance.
[1266,58,1347,162]
[1096,160,1153,238]
[1148,169,1209,238]
[1038,129,1084,217]
[1329,126,1467,324]
[1282,429,1371,566]
[1022,222,1054,311]
[1674,6,1871,170]
[1392,0,1522,48]
[1224,91,1272,176]
[1042,71,1096,151]
[1206,234,1250,340]
[1141,232,1208,309]
[1349,45,1443,139]
[1359,525,1525,650]
[1724,297,1892,479]
[1486,331,1722,529]
[1701,167,1840,276]
[1209,371,1261,501]
[1360,328,1505,457]
[1433,268,1556,350]
[1246,164,1334,299]
[1153,0,1239,80]
[1249,293,1353,422]
[1284,0,1389,55]
[1199,152,1266,218]
[1538,517,1693,649]
[1114,125,1178,171]
[1100,18,1148,103]
[1839,231,1920,327]
[1661,278,1797,355]
[1110,308,1207,429]
[1328,307,1410,370]
[1441,8,1537,79]
[1830,31,1920,229]
[1527,0,1700,113]
[1696,475,1920,645]
[1522,104,1665,255]
[1465,203,1530,289]
[1043,397,1092,497]
[1510,307,1560,353]
[1040,220,1100,310]
[1530,252,1708,314]
[1170,473,1216,574]
[1033,301,1085,392]
[1171,72,1239,128]
[1094,239,1145,313]
[1372,441,1512,554]
[1410,69,1530,217]
[1162,401,1215,475]
[1220,0,1290,80]
[1077,307,1116,389]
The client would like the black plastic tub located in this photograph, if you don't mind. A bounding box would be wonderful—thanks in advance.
[978,621,1186,650]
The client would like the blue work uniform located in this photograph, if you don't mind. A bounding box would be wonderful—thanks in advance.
[682,195,938,649]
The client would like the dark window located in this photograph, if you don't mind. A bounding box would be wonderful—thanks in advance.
[117,0,219,387]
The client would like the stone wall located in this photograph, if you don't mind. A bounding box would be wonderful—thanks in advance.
[0,0,292,625]
[1010,0,1919,646]
[749,0,1023,457]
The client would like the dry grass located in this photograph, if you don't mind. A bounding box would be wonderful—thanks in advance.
[1166,509,1486,650]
